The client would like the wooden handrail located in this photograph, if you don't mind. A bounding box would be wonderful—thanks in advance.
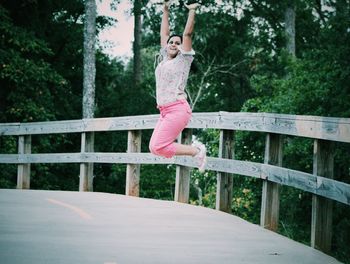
[1,112,349,142]
[0,111,349,254]
[0,152,349,206]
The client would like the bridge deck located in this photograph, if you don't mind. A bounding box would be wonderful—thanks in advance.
[0,189,341,264]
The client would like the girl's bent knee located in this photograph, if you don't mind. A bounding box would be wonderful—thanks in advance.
[149,143,158,155]
[149,142,163,156]
[149,143,174,158]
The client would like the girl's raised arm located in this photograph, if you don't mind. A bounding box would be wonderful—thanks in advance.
[182,3,200,52]
[160,1,171,47]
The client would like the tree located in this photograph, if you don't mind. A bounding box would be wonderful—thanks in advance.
[0,5,67,123]
[80,0,97,192]
[83,0,97,119]
[133,0,143,87]
[285,0,296,56]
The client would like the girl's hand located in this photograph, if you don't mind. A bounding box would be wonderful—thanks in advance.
[185,2,201,10]
[164,0,174,7]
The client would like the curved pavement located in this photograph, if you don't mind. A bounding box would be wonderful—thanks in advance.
[0,189,342,264]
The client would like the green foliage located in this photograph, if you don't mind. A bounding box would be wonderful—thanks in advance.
[0,136,17,188]
[333,203,350,263]
[0,164,17,188]
[140,164,176,200]
[279,187,311,244]
[0,6,67,122]
[0,0,350,262]
[94,164,127,194]
[231,178,261,224]
[231,131,264,224]
[243,54,350,117]
[189,129,217,207]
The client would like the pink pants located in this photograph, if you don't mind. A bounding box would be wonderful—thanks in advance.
[149,99,192,158]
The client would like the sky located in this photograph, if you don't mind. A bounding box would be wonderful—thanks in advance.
[97,0,134,60]
[96,0,164,60]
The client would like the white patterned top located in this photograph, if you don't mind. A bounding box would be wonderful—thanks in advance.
[155,47,195,106]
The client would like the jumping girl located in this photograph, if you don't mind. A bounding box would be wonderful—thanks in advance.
[149,0,207,172]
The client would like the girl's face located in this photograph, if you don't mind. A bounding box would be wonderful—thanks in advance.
[167,36,182,58]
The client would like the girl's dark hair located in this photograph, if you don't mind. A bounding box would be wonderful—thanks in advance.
[167,34,183,43]
[167,34,198,74]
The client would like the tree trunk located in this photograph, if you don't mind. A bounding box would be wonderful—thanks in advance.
[133,0,142,87]
[83,0,96,118]
[80,0,96,192]
[285,1,296,56]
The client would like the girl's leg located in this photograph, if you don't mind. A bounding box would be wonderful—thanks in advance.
[173,142,198,156]
[149,101,207,172]
[149,103,191,158]
[149,116,164,155]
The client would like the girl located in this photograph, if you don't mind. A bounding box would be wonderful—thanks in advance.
[149,0,207,172]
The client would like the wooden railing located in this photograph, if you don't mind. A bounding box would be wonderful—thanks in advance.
[1,112,349,254]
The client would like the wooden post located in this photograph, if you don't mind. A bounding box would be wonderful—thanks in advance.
[260,133,283,231]
[126,130,142,196]
[79,132,94,191]
[216,129,234,213]
[175,129,192,203]
[311,139,334,253]
[81,0,96,192]
[17,135,31,189]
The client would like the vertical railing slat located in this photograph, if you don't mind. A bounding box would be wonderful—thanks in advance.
[175,128,192,203]
[311,139,334,253]
[260,133,283,231]
[79,132,94,191]
[126,130,142,196]
[216,129,234,213]
[17,135,31,189]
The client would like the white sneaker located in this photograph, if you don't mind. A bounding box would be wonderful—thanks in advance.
[192,140,207,173]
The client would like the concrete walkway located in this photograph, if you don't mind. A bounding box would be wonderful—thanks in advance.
[0,189,342,264]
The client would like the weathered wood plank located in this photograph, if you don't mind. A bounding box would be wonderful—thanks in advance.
[262,165,317,193]
[83,115,159,132]
[1,113,349,143]
[215,112,350,143]
[126,130,142,197]
[175,129,192,203]
[0,153,172,164]
[85,153,174,164]
[316,177,350,205]
[216,130,234,213]
[0,115,158,135]
[311,140,334,253]
[17,135,31,189]
[0,153,82,163]
[19,120,83,135]
[0,153,260,176]
[261,164,350,206]
[0,123,20,136]
[1,152,349,205]
[79,132,94,192]
[205,158,262,178]
[260,134,282,231]
[0,154,19,163]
